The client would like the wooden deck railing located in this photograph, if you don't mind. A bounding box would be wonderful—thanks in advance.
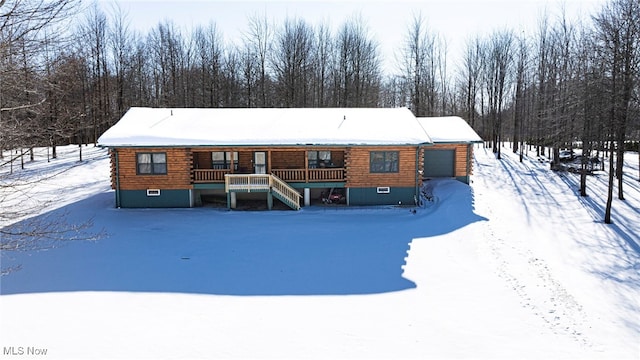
[308,168,344,182]
[224,174,301,210]
[195,168,345,183]
[271,168,345,182]
[224,174,271,192]
[271,169,306,182]
[193,169,231,182]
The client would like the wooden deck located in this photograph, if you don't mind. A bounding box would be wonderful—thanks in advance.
[193,168,344,184]
[224,174,302,210]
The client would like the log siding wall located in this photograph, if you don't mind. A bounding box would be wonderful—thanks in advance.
[468,145,475,175]
[345,146,418,188]
[109,144,472,193]
[272,151,305,169]
[112,148,193,190]
[193,151,212,169]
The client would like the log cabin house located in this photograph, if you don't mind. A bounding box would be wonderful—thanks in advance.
[97,107,482,210]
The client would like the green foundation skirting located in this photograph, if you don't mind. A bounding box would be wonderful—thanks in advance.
[347,187,417,206]
[117,189,192,208]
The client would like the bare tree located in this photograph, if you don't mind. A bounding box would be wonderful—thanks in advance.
[458,36,483,131]
[0,0,104,275]
[244,13,273,107]
[129,31,152,106]
[239,40,258,107]
[220,47,243,107]
[483,30,515,159]
[1,0,79,155]
[77,3,110,143]
[0,0,77,42]
[310,21,333,107]
[576,24,602,197]
[193,22,224,107]
[271,17,314,107]
[512,34,529,160]
[146,20,188,107]
[532,13,553,157]
[334,15,381,107]
[548,8,578,168]
[398,13,430,116]
[107,3,133,119]
[594,0,640,223]
[379,75,407,107]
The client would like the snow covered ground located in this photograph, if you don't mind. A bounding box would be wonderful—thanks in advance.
[1,144,639,359]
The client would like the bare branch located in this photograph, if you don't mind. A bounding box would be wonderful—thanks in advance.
[0,97,46,112]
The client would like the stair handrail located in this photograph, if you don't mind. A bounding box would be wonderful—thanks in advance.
[270,173,302,210]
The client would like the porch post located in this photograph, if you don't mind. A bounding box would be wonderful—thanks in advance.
[230,150,235,174]
[267,191,273,210]
[304,188,310,207]
[304,150,309,182]
[267,150,272,174]
[229,192,236,209]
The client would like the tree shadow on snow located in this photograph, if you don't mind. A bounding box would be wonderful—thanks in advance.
[556,172,640,300]
[557,172,640,256]
[1,181,486,296]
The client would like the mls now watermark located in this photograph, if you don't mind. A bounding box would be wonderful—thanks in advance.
[3,346,48,356]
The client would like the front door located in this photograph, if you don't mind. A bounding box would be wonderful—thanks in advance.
[254,151,267,174]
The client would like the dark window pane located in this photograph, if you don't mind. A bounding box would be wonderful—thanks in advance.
[138,163,152,174]
[153,163,167,174]
[370,151,399,173]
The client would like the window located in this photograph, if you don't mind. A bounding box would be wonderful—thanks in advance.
[212,151,238,170]
[137,152,167,175]
[370,151,399,173]
[146,189,161,196]
[308,150,332,168]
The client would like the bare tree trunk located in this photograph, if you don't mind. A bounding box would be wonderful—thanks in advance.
[616,140,625,200]
[513,35,527,160]
[246,14,272,107]
[604,141,615,223]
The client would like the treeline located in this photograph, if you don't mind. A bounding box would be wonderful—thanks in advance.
[2,1,637,145]
[0,0,638,219]
[454,0,639,223]
[0,1,451,147]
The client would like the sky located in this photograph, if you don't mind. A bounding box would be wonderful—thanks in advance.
[99,0,605,71]
[99,0,607,73]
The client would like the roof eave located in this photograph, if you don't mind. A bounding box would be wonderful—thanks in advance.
[430,139,483,144]
[99,142,434,148]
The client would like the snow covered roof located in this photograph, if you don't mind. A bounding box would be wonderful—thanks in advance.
[97,107,434,147]
[416,116,483,144]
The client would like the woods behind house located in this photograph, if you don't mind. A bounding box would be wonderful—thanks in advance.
[1,0,638,220]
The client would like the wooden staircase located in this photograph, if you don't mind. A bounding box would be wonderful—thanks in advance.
[269,173,302,210]
[224,174,302,210]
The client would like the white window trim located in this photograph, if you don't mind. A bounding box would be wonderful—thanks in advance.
[147,189,161,196]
